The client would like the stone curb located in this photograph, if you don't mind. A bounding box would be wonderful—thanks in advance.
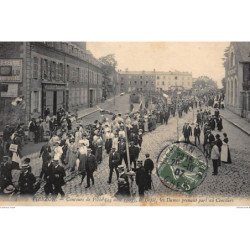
[221,115,250,136]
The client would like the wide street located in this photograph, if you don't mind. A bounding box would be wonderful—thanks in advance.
[11,93,248,201]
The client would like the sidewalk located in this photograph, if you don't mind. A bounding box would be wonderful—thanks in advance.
[220,108,250,136]
[77,94,126,119]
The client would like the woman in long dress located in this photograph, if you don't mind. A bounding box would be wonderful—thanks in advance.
[78,140,88,185]
[66,139,78,172]
[221,133,232,164]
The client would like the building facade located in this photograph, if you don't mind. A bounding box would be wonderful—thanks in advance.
[119,70,156,93]
[0,42,103,126]
[155,71,193,91]
[224,42,250,121]
[119,70,192,93]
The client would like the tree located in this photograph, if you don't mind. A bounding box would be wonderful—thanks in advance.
[221,77,226,91]
[192,76,218,96]
[222,46,230,68]
[99,54,117,68]
[99,54,118,99]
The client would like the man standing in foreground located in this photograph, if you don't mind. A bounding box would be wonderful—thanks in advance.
[50,157,66,198]
[85,149,97,188]
[108,147,120,184]
[211,141,220,176]
[143,154,154,191]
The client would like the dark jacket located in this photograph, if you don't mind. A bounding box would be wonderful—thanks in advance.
[50,164,66,186]
[86,154,97,172]
[18,171,36,194]
[129,145,140,160]
[194,126,201,136]
[109,151,120,168]
[144,158,154,172]
[136,167,147,188]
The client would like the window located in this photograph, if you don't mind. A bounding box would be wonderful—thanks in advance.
[162,81,165,85]
[175,76,178,80]
[41,59,49,79]
[140,81,143,85]
[33,57,38,79]
[140,76,142,79]
[59,63,64,81]
[134,81,137,84]
[157,76,160,79]
[51,61,56,81]
[66,65,70,81]
[77,68,80,82]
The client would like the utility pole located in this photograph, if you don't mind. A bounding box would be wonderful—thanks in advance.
[87,57,90,107]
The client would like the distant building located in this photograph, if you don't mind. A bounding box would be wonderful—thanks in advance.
[119,70,192,94]
[0,42,103,126]
[224,42,250,121]
[119,70,156,93]
[155,71,193,91]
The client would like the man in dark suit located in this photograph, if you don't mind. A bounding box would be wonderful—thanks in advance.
[135,160,147,197]
[194,123,201,145]
[50,157,66,198]
[85,149,97,188]
[129,142,140,170]
[182,122,192,143]
[18,159,37,195]
[108,147,120,184]
[143,153,154,191]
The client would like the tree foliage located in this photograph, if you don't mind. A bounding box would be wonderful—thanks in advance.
[192,76,218,94]
[99,54,117,68]
[222,46,230,68]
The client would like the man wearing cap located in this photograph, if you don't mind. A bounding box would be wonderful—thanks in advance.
[85,149,97,188]
[108,147,120,184]
[115,165,130,196]
[135,160,147,197]
[18,159,37,195]
[144,154,154,191]
[50,157,66,197]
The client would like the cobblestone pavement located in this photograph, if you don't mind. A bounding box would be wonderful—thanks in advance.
[33,108,197,199]
[9,105,250,201]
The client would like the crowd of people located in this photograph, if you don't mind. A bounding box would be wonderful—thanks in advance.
[0,90,232,198]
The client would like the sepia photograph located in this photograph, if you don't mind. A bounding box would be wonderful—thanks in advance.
[0,41,249,206]
[1,1,250,250]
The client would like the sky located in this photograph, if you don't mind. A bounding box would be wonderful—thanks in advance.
[87,42,229,88]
